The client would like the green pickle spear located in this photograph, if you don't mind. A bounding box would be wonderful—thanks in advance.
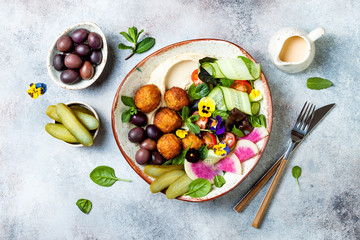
[45,123,79,143]
[56,103,93,146]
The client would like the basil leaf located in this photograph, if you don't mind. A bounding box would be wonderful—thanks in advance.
[199,57,217,65]
[120,32,134,43]
[171,150,188,165]
[185,178,212,198]
[128,27,137,42]
[181,106,190,121]
[186,122,200,134]
[292,166,302,190]
[248,115,262,127]
[259,114,266,128]
[214,175,226,188]
[198,66,219,85]
[136,29,144,42]
[76,199,92,214]
[118,43,134,50]
[121,109,132,122]
[232,125,245,137]
[195,83,210,98]
[307,77,333,90]
[220,79,234,88]
[121,96,136,107]
[90,166,131,187]
[135,37,155,54]
[188,84,201,100]
[212,110,229,120]
[188,114,200,122]
[197,145,208,160]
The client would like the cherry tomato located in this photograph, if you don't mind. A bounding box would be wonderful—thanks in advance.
[191,69,204,86]
[221,132,236,149]
[202,132,217,149]
[231,80,252,94]
[192,111,208,129]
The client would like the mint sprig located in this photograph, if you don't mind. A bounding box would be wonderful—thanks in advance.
[118,27,155,60]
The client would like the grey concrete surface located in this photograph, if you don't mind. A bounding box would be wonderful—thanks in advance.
[0,0,359,239]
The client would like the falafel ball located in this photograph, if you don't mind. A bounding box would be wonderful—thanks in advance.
[135,84,161,113]
[153,108,182,133]
[157,133,182,159]
[164,87,190,111]
[182,133,204,150]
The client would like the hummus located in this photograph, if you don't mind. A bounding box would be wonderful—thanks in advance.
[146,53,205,123]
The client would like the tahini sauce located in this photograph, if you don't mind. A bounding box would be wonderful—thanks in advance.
[278,36,309,62]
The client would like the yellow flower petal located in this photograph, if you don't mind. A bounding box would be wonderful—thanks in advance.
[176,129,188,139]
[249,89,263,102]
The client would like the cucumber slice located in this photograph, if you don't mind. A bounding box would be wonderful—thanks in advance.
[207,87,227,111]
[203,149,224,165]
[220,86,252,115]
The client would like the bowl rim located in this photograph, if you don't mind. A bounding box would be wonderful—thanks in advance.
[46,21,108,90]
[111,38,273,202]
[54,101,100,147]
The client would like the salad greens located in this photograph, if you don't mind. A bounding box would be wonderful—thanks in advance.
[292,166,302,190]
[76,199,92,214]
[121,96,137,122]
[188,83,210,100]
[90,166,131,187]
[181,106,201,134]
[118,26,155,60]
[214,175,226,188]
[185,178,212,198]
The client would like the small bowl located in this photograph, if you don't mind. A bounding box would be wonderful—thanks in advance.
[54,102,100,147]
[47,22,108,90]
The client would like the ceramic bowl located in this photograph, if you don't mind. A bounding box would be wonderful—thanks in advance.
[111,39,273,202]
[47,22,108,90]
[53,102,100,147]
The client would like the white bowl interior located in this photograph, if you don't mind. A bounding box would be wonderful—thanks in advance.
[113,40,271,201]
[47,22,108,90]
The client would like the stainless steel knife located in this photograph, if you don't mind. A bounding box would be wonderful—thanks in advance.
[233,103,335,212]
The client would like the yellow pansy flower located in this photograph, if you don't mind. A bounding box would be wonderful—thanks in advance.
[176,129,188,139]
[198,97,216,117]
[27,83,46,99]
[249,89,263,102]
[213,142,231,156]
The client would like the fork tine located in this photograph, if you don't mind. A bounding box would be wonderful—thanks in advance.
[295,102,308,127]
[296,102,310,128]
[303,105,316,132]
[300,103,314,130]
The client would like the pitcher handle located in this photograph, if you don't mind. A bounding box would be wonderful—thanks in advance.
[307,27,326,42]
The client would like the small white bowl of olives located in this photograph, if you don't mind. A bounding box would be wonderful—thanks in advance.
[47,22,108,90]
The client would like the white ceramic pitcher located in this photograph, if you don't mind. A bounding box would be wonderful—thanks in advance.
[268,27,325,73]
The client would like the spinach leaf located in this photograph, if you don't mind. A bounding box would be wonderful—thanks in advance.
[181,106,190,121]
[186,122,200,134]
[188,84,201,100]
[188,114,200,122]
[259,114,267,128]
[307,77,333,90]
[197,145,208,160]
[90,166,131,187]
[220,79,234,88]
[76,199,92,214]
[195,83,210,97]
[198,66,219,85]
[212,110,229,120]
[185,178,212,198]
[121,96,136,107]
[248,115,262,127]
[232,125,245,137]
[199,57,217,65]
[292,166,302,190]
[214,175,226,188]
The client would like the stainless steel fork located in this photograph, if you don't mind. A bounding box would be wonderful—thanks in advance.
[252,102,316,228]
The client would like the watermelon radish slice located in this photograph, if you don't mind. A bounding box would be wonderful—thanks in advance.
[239,126,269,143]
[184,160,223,184]
[215,155,242,175]
[234,140,259,162]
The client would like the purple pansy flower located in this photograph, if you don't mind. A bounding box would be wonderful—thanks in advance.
[215,115,225,135]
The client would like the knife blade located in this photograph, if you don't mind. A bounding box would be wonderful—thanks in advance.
[233,103,335,212]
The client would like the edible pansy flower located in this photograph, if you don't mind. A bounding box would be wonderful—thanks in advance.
[176,129,188,139]
[213,142,231,156]
[198,97,215,118]
[249,89,263,102]
[208,115,226,135]
[27,83,47,99]
[185,148,200,163]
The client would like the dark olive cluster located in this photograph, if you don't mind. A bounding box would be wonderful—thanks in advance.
[53,28,103,84]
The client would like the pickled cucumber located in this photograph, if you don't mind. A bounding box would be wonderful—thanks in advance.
[45,123,79,143]
[46,105,99,130]
[144,164,184,178]
[56,103,93,146]
[150,170,185,193]
[166,174,192,199]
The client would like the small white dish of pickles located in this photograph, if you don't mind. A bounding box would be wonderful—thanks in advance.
[45,102,100,147]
